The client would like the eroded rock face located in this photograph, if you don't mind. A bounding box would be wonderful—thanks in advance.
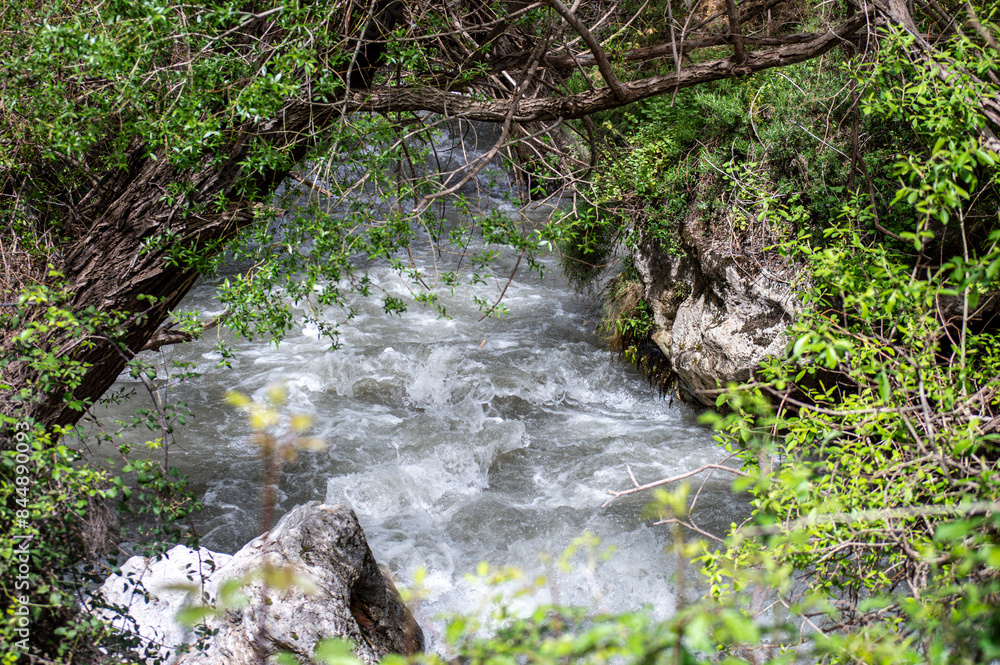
[632,214,799,407]
[100,502,423,665]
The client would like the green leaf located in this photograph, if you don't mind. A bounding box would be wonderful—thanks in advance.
[934,520,974,542]
[175,605,215,626]
[314,638,362,665]
[878,372,890,403]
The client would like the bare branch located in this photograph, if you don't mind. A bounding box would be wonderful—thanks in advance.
[140,311,230,353]
[288,171,336,198]
[603,463,748,507]
[725,0,748,64]
[541,33,820,69]
[544,0,628,100]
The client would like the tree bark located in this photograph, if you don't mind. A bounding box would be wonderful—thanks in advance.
[2,5,401,434]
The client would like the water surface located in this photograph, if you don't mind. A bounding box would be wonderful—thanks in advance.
[89,124,748,640]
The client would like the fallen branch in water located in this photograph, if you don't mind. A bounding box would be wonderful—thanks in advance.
[602,462,747,507]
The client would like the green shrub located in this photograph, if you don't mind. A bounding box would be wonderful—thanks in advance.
[1,284,201,664]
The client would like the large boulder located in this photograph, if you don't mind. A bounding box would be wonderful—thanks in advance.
[99,502,423,665]
[631,211,799,407]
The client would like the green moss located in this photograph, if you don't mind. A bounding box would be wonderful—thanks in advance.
[555,205,617,286]
[597,263,675,395]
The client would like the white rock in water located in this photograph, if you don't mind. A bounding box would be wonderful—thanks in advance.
[97,545,233,663]
[97,502,423,665]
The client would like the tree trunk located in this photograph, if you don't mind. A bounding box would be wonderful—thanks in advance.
[1,11,398,436]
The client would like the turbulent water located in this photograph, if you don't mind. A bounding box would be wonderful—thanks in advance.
[87,122,749,643]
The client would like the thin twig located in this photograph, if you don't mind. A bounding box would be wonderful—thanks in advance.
[603,463,747,506]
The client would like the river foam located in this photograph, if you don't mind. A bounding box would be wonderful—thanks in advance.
[89,124,748,641]
[90,246,748,645]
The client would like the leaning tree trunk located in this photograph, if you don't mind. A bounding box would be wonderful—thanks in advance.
[10,117,306,432]
[0,4,405,439]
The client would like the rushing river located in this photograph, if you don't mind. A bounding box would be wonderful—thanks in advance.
[86,123,749,644]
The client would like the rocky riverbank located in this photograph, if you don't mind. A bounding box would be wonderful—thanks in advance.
[629,208,799,406]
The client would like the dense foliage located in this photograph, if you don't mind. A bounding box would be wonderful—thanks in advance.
[569,8,1000,663]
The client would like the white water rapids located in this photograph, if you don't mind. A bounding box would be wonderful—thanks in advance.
[86,123,750,643]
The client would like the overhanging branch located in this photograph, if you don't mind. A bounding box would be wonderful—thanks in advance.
[345,11,869,122]
[540,33,821,69]
[544,0,628,100]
